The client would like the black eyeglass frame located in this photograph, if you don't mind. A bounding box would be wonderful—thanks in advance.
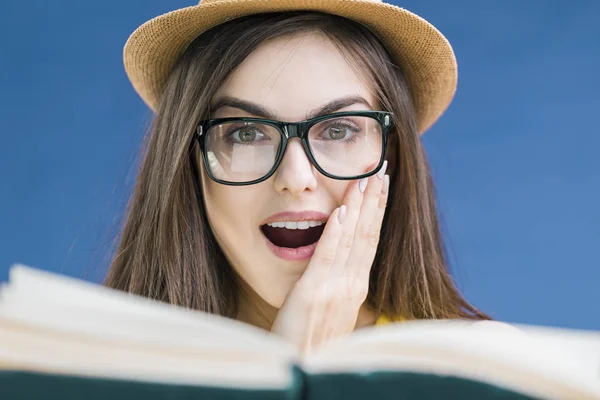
[195,110,393,186]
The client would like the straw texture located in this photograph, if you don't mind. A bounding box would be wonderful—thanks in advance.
[123,0,457,134]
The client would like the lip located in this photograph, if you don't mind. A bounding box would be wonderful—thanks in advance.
[260,210,330,261]
[262,237,319,261]
[261,210,330,226]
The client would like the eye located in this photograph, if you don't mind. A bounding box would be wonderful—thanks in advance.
[318,120,360,141]
[325,125,351,140]
[230,126,267,143]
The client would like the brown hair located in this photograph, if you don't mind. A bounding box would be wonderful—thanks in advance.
[104,12,489,322]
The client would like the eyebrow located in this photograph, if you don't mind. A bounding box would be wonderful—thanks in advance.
[210,95,373,121]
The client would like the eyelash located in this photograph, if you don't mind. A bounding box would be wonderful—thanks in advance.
[315,120,361,142]
[220,118,363,145]
[222,126,267,146]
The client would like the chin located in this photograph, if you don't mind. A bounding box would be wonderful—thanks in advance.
[248,269,301,310]
[258,278,295,309]
[231,240,309,309]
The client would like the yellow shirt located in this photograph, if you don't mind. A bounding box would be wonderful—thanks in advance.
[375,314,404,325]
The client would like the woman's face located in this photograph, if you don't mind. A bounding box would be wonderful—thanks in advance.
[200,32,379,309]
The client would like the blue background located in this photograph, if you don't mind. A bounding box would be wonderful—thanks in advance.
[1,1,598,330]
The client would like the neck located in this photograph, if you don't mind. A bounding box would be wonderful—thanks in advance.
[235,282,278,331]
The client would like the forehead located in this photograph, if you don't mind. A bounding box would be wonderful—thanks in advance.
[214,32,377,120]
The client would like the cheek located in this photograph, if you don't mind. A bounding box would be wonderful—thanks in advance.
[202,176,251,234]
[329,179,352,205]
[200,160,240,228]
[200,168,267,260]
[201,174,292,306]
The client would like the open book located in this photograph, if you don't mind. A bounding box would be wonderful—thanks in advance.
[1,264,599,400]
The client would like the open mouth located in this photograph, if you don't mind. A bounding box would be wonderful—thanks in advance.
[260,222,325,249]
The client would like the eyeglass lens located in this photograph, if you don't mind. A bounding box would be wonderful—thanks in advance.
[204,115,383,183]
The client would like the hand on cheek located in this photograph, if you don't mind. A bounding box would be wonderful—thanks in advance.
[270,161,389,355]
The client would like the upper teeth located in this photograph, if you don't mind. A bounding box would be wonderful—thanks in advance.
[267,221,324,230]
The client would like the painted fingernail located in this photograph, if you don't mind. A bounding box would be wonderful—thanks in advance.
[358,177,368,193]
[338,205,347,223]
[377,160,388,180]
[382,174,390,195]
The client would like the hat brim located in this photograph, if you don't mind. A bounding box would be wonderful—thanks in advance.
[123,0,457,134]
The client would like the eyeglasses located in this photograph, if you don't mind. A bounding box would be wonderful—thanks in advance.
[195,110,392,186]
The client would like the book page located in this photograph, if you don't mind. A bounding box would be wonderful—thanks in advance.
[303,320,600,400]
[0,317,293,388]
[0,264,299,386]
[0,264,293,356]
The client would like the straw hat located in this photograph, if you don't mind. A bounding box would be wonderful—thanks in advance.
[123,0,457,134]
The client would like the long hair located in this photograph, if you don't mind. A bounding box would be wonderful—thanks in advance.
[104,12,489,321]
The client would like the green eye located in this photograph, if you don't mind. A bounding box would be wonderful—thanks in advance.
[235,127,259,142]
[326,126,348,140]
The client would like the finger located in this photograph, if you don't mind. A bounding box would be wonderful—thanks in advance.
[330,161,386,277]
[302,206,344,281]
[311,283,336,346]
[348,171,390,281]
[355,160,387,227]
[304,280,340,352]
[326,292,361,339]
[301,299,319,355]
[327,164,377,276]
[345,161,388,279]
[318,277,346,342]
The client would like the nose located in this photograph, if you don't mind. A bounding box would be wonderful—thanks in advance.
[272,138,318,196]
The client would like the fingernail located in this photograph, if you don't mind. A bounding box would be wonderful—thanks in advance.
[382,174,389,195]
[377,160,388,180]
[338,205,347,223]
[358,177,368,193]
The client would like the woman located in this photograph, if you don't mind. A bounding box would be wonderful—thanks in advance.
[106,0,490,353]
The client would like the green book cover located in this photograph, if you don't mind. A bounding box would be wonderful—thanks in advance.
[302,370,537,400]
[0,370,300,400]
[0,368,537,400]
